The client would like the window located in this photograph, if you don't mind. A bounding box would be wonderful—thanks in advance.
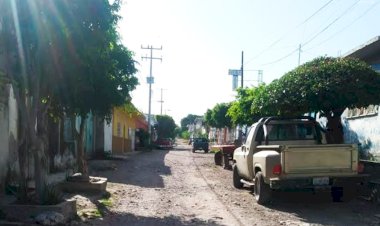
[266,123,316,141]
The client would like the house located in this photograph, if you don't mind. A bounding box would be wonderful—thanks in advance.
[342,36,380,161]
[104,103,148,154]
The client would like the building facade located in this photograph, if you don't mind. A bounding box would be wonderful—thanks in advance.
[342,36,380,161]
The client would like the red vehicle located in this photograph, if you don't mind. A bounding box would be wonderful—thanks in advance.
[212,144,237,169]
[154,138,174,149]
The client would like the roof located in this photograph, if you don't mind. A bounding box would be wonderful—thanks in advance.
[344,36,380,64]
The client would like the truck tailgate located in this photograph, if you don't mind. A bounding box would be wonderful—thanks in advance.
[282,144,357,175]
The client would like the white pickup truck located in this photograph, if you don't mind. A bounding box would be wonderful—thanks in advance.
[233,116,365,204]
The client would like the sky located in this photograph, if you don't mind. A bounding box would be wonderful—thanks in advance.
[117,0,380,125]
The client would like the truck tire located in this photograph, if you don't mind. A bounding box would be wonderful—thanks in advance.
[254,171,271,205]
[192,149,195,153]
[214,151,223,166]
[204,148,209,153]
[232,164,244,189]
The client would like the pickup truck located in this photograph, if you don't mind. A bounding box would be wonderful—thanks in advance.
[233,116,365,204]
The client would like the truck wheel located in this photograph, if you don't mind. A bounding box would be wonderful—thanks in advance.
[214,151,223,166]
[232,164,244,189]
[204,148,209,153]
[254,172,271,205]
[192,149,195,153]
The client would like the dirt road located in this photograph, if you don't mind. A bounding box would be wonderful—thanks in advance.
[72,141,380,226]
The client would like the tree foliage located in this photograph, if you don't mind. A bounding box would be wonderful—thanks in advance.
[248,56,380,143]
[156,115,177,139]
[180,114,201,131]
[254,57,380,117]
[204,103,233,129]
[228,86,268,126]
[0,0,137,201]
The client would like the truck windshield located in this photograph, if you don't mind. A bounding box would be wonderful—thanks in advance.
[266,123,316,141]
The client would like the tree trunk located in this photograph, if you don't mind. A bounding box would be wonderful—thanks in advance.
[326,110,344,144]
[76,116,88,178]
[32,138,48,204]
[17,140,29,202]
[32,105,49,204]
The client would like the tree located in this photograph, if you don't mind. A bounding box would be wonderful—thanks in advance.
[0,0,137,202]
[180,114,201,132]
[156,115,177,139]
[204,103,233,129]
[253,57,380,143]
[0,0,64,203]
[228,86,267,126]
[204,103,233,144]
[48,0,137,179]
[204,109,216,128]
[211,103,233,129]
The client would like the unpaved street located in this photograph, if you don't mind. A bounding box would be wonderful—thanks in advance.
[74,141,380,226]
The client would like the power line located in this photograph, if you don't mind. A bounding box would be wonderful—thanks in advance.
[305,0,380,52]
[259,0,361,67]
[244,0,335,66]
[302,0,361,47]
[260,48,299,66]
[297,0,335,27]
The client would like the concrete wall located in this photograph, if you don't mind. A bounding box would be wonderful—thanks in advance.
[342,107,380,161]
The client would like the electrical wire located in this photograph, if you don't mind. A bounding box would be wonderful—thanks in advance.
[244,0,335,66]
[302,0,361,47]
[259,0,361,67]
[305,0,380,52]
[260,48,299,66]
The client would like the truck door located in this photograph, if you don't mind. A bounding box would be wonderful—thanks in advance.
[237,124,257,179]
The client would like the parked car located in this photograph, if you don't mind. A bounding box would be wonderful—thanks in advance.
[154,138,174,149]
[192,138,209,153]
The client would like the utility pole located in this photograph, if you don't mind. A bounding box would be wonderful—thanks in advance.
[240,51,244,88]
[141,45,162,147]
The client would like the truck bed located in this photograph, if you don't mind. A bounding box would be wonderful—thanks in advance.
[281,144,358,176]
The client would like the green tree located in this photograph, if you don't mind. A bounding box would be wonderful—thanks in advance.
[212,103,233,129]
[156,115,177,139]
[204,109,216,128]
[0,0,137,202]
[204,103,233,129]
[228,86,268,126]
[253,57,380,143]
[180,114,201,131]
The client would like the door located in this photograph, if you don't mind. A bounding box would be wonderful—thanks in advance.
[237,124,257,179]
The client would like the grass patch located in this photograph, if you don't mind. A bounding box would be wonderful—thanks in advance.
[78,208,102,219]
[98,191,113,207]
[99,198,113,207]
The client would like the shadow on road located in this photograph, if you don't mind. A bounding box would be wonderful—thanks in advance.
[84,212,224,226]
[90,150,171,188]
[261,191,379,226]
